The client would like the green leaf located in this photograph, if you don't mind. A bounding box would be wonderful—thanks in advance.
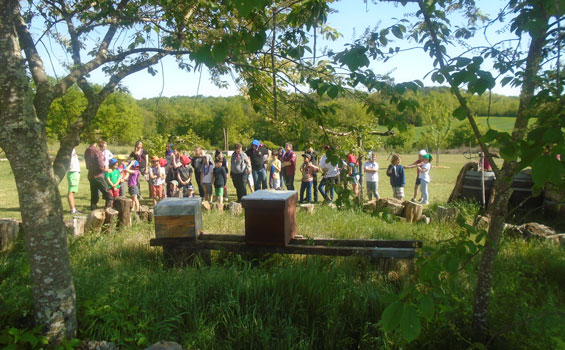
[419,294,435,320]
[381,301,404,333]
[392,26,403,39]
[532,155,563,186]
[327,85,339,99]
[543,128,563,143]
[482,129,499,142]
[211,41,228,63]
[400,305,421,342]
[21,333,38,347]
[499,142,517,161]
[452,105,467,121]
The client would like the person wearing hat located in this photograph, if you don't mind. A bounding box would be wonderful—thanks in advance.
[125,160,141,211]
[116,155,129,197]
[417,153,432,204]
[299,152,319,203]
[149,155,166,206]
[104,158,121,199]
[404,149,428,202]
[245,139,269,191]
[84,141,113,210]
[177,155,194,198]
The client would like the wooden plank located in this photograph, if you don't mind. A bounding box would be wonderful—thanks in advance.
[198,233,246,242]
[289,237,423,249]
[150,239,416,259]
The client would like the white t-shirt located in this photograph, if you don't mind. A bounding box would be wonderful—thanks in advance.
[364,161,379,182]
[101,149,113,168]
[201,164,213,184]
[320,155,340,178]
[69,149,80,172]
[418,162,431,182]
[150,166,165,186]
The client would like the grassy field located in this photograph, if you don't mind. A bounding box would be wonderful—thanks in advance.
[0,150,480,220]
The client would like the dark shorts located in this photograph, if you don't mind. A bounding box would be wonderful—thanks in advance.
[129,185,140,196]
[416,178,421,185]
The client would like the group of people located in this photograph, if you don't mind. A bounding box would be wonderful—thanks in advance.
[67,139,433,214]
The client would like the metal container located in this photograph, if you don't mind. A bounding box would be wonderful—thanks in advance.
[154,197,202,239]
[242,190,297,246]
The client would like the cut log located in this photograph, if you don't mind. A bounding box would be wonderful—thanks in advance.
[418,215,431,224]
[436,206,460,222]
[0,219,21,250]
[202,200,211,212]
[375,198,405,216]
[363,200,377,213]
[85,209,106,234]
[229,202,242,215]
[148,209,154,223]
[70,216,87,236]
[404,201,423,223]
[137,205,151,222]
[104,208,119,234]
[299,203,315,214]
[115,197,132,228]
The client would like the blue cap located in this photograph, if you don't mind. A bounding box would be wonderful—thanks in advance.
[252,139,260,147]
[109,158,118,166]
[132,160,139,168]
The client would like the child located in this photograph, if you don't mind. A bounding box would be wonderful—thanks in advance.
[105,158,121,199]
[417,154,432,204]
[149,156,166,206]
[364,152,380,200]
[300,153,319,203]
[67,148,81,214]
[346,153,359,197]
[386,154,405,200]
[404,149,427,201]
[177,155,194,198]
[126,160,141,212]
[269,152,282,190]
[116,155,129,197]
[212,158,228,211]
[200,154,213,202]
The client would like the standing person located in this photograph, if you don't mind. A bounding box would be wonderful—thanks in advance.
[364,152,380,201]
[191,146,205,197]
[281,142,297,190]
[245,139,268,190]
[67,148,81,214]
[148,156,166,206]
[166,149,181,197]
[105,158,121,199]
[215,149,230,201]
[130,140,148,199]
[98,140,113,170]
[299,153,319,203]
[305,147,319,202]
[177,155,194,198]
[386,153,405,200]
[404,149,427,201]
[84,141,113,210]
[418,154,432,204]
[318,146,340,203]
[230,143,251,202]
[126,160,141,212]
[116,155,129,197]
[200,154,213,202]
[212,158,228,210]
[346,153,360,197]
[269,151,282,190]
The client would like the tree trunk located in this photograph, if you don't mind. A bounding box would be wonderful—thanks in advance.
[0,0,76,342]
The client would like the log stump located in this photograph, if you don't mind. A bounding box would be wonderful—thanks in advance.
[85,209,106,234]
[404,201,423,223]
[104,208,119,234]
[115,197,132,229]
[202,200,212,212]
[436,206,460,222]
[299,203,315,214]
[137,205,151,222]
[70,216,87,236]
[0,219,21,250]
[375,198,404,216]
[229,202,242,215]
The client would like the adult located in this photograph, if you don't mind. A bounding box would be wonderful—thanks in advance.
[67,148,81,214]
[215,149,230,200]
[404,149,427,202]
[84,141,113,210]
[191,146,205,197]
[245,139,269,191]
[305,147,319,202]
[318,146,341,202]
[130,140,148,199]
[281,142,297,190]
[230,143,251,202]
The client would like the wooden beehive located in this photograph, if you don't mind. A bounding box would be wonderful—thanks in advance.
[241,190,297,246]
[154,197,202,239]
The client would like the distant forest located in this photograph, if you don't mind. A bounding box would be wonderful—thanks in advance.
[46,86,519,151]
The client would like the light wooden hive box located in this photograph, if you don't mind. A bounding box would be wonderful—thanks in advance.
[154,197,202,239]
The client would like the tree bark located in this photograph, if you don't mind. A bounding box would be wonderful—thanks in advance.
[0,0,76,342]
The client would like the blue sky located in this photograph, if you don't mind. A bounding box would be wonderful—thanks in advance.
[38,0,521,99]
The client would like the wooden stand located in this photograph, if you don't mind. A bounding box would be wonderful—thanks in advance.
[0,219,20,250]
[85,209,106,233]
[404,201,423,223]
[115,197,132,229]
